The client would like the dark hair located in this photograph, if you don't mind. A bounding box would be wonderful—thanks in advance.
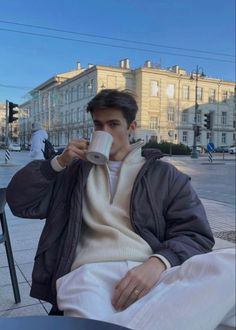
[87,89,138,126]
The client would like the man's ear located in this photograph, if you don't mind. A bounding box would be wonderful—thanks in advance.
[129,120,137,132]
[128,121,137,140]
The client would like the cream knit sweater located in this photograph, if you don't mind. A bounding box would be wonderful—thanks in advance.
[71,142,154,270]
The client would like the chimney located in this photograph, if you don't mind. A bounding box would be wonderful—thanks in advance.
[124,58,130,69]
[76,62,81,70]
[119,59,125,68]
[144,60,152,68]
[119,58,130,69]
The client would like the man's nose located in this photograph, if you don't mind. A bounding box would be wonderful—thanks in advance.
[101,126,111,134]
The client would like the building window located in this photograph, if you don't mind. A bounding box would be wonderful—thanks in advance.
[221,133,226,144]
[221,90,228,102]
[65,91,69,104]
[206,132,211,140]
[181,112,188,123]
[221,112,227,125]
[196,135,201,143]
[89,79,95,95]
[197,87,203,101]
[209,89,216,103]
[167,84,175,98]
[150,81,160,97]
[168,107,175,122]
[182,85,190,100]
[196,111,202,124]
[233,133,235,142]
[71,87,75,102]
[182,131,188,143]
[149,116,159,129]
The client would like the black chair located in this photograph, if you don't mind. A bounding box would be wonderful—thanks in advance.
[0,188,21,303]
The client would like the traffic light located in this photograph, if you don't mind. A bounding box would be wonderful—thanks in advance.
[204,113,211,129]
[8,102,19,123]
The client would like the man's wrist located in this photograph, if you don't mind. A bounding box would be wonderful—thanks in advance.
[57,155,66,168]
[51,156,66,172]
[149,255,170,270]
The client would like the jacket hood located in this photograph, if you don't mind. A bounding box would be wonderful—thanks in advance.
[32,122,43,132]
[141,148,165,160]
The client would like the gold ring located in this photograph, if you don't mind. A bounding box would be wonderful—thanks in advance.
[134,289,140,296]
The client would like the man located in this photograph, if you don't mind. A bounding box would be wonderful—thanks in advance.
[7,89,235,329]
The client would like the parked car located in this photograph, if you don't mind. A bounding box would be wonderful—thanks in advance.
[8,143,21,151]
[213,146,229,153]
[190,146,206,154]
[228,147,236,154]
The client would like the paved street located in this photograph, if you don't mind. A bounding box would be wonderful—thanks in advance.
[0,150,235,317]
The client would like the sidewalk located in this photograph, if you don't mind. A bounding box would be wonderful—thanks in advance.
[0,199,235,317]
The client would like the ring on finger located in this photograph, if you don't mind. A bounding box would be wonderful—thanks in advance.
[134,289,140,296]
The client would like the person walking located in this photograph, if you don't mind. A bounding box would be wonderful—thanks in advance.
[29,122,48,160]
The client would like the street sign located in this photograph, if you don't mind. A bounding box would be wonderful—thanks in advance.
[207,142,215,152]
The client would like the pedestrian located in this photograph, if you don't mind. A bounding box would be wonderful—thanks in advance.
[29,122,48,160]
[6,89,235,330]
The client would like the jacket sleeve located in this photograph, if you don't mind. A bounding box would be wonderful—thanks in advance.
[6,160,60,219]
[156,169,215,266]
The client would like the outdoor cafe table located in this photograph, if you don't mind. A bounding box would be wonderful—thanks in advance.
[0,316,131,330]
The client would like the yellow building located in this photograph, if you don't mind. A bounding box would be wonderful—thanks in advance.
[19,59,235,149]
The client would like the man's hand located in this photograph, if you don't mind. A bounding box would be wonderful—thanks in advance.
[57,139,89,167]
[112,257,166,311]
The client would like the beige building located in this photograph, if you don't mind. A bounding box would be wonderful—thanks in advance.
[19,59,236,149]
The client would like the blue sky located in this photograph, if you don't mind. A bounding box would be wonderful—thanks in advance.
[0,0,235,104]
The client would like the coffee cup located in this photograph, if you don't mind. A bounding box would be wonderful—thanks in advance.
[86,131,113,165]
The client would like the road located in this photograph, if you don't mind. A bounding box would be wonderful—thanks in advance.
[0,150,235,206]
[165,155,235,206]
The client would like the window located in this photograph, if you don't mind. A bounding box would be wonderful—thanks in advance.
[206,132,211,140]
[71,87,75,102]
[182,85,190,100]
[221,133,226,144]
[196,111,202,124]
[209,89,216,103]
[181,112,188,123]
[149,116,159,129]
[182,131,188,143]
[83,82,87,98]
[65,91,69,104]
[168,107,175,122]
[197,87,203,101]
[221,112,227,125]
[167,84,175,98]
[233,133,235,142]
[151,81,160,97]
[221,90,228,102]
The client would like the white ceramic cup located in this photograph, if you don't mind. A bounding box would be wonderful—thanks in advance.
[86,131,113,165]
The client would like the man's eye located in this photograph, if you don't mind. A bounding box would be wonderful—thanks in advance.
[110,123,119,127]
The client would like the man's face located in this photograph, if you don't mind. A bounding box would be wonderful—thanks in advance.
[92,108,136,161]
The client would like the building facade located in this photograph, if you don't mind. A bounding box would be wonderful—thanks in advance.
[19,59,236,149]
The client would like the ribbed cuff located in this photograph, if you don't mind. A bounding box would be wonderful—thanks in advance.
[150,254,171,269]
[51,156,66,172]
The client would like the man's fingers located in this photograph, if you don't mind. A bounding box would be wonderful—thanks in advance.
[57,139,89,166]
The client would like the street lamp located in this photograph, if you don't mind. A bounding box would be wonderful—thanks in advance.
[190,65,205,159]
